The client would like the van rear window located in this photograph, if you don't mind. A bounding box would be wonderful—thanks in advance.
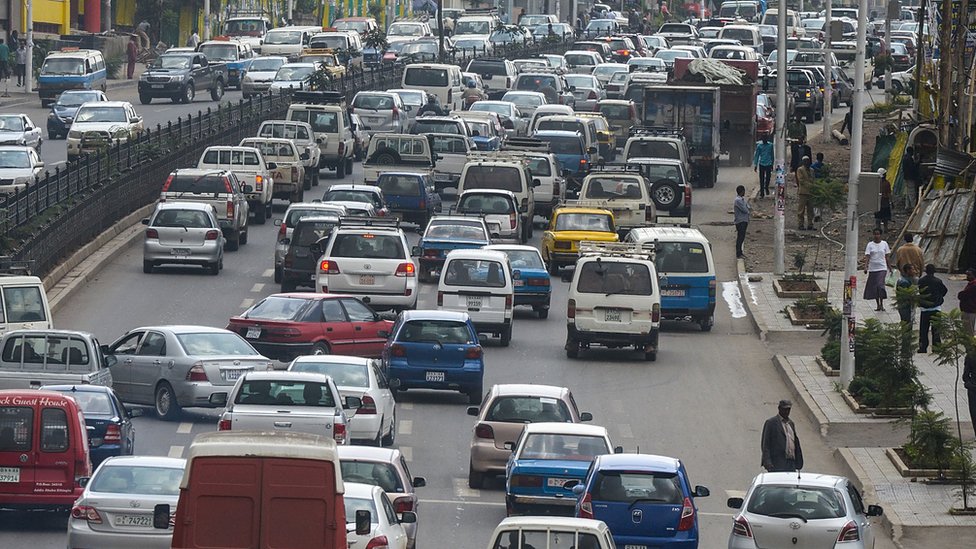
[235,380,337,407]
[536,120,584,134]
[577,261,653,296]
[626,141,679,160]
[40,408,69,452]
[592,471,683,503]
[467,60,507,76]
[463,165,522,192]
[164,174,230,194]
[377,175,422,196]
[537,135,582,155]
[329,234,405,259]
[443,259,507,288]
[656,242,709,273]
[404,67,449,87]
[2,286,47,324]
[259,123,310,141]
[0,406,32,451]
[289,110,339,133]
[294,220,339,247]
[201,149,260,166]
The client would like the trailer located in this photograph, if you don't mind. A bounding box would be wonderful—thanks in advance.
[641,84,721,188]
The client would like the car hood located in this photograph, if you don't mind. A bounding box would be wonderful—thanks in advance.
[52,106,81,119]
[0,167,36,178]
[0,131,27,142]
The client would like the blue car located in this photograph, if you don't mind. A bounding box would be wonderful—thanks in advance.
[46,89,108,140]
[41,384,137,467]
[573,453,710,548]
[505,423,616,516]
[412,215,491,283]
[382,310,485,404]
[533,129,594,196]
[485,244,551,318]
[375,172,442,226]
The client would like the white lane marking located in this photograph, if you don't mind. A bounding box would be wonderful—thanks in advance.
[176,422,193,434]
[400,402,414,410]
[251,283,265,293]
[168,445,184,458]
[722,281,747,319]
[617,423,633,439]
[423,498,505,507]
[453,478,481,498]
[263,269,274,277]
[744,278,759,306]
[399,419,413,436]
[240,298,255,309]
[400,446,412,461]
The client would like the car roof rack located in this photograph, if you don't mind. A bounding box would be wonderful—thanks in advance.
[393,15,431,22]
[462,7,499,16]
[586,164,645,174]
[465,151,531,164]
[292,90,346,105]
[628,125,685,138]
[502,137,551,152]
[0,257,33,276]
[578,241,655,260]
[337,217,401,229]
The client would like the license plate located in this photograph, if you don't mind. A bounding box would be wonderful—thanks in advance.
[661,289,685,297]
[151,84,163,89]
[246,327,261,339]
[425,371,445,382]
[0,467,19,483]
[605,309,622,322]
[546,477,571,488]
[623,546,648,549]
[171,248,191,256]
[359,274,375,285]
[223,369,245,381]
[466,296,482,309]
[114,514,153,527]
[514,280,524,287]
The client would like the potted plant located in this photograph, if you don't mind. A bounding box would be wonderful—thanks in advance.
[773,250,827,298]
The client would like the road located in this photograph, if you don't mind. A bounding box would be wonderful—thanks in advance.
[0,94,897,548]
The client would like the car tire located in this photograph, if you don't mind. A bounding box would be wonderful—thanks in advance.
[805,109,814,123]
[154,382,181,421]
[311,342,331,355]
[281,280,297,292]
[468,464,484,489]
[368,148,400,165]
[139,94,152,105]
[644,349,657,361]
[536,307,549,319]
[208,261,220,275]
[226,231,240,251]
[143,260,153,274]
[893,80,904,94]
[700,315,714,332]
[345,158,353,174]
[381,411,396,446]
[500,326,512,347]
[253,202,266,224]
[527,220,534,238]
[48,131,57,140]
[467,384,483,405]
[211,80,224,101]
[566,337,580,359]
[649,178,681,210]
[312,169,320,187]
[336,159,346,178]
[239,228,249,245]
[274,265,282,283]
[182,83,195,104]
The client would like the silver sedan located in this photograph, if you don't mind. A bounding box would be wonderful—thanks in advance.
[241,56,287,98]
[66,456,186,549]
[142,202,225,274]
[0,146,44,195]
[564,74,605,112]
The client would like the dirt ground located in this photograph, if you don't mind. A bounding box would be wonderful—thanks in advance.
[741,117,913,274]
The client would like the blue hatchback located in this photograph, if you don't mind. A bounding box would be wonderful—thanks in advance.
[573,453,710,548]
[375,172,442,226]
[382,310,485,404]
[533,130,593,195]
[41,384,137,467]
[485,244,551,318]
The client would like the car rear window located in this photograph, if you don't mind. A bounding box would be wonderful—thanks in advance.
[241,140,297,160]
[164,174,230,194]
[554,213,613,232]
[537,135,583,155]
[537,120,584,135]
[463,165,523,192]
[577,261,653,296]
[285,209,339,226]
[353,94,395,110]
[516,75,557,91]
[503,249,545,270]
[1,334,90,369]
[519,433,609,460]
[152,209,213,228]
[525,157,551,177]
[655,242,709,273]
[592,470,683,503]
[290,361,369,388]
[0,406,32,451]
[235,379,337,407]
[746,485,846,520]
[411,119,463,135]
[61,391,113,415]
[600,104,633,120]
[584,177,643,199]
[90,465,184,495]
[627,140,679,160]
[459,193,515,214]
[340,461,404,492]
[323,190,381,208]
[404,67,448,87]
[430,135,468,154]
[247,296,311,321]
[398,320,473,344]
[289,110,339,133]
[293,220,338,246]
[378,174,422,196]
[201,149,261,166]
[467,59,507,76]
[486,396,570,423]
[259,123,311,141]
[491,531,601,549]
[424,222,488,242]
[443,259,507,288]
[176,333,259,356]
[329,233,405,259]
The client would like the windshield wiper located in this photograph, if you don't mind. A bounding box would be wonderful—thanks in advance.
[629,497,672,508]
[769,512,808,522]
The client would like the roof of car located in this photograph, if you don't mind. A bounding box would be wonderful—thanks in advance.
[343,482,388,500]
[522,422,609,436]
[445,248,509,262]
[271,292,348,300]
[377,171,429,178]
[131,325,236,334]
[754,472,848,488]
[337,445,401,462]
[96,455,187,469]
[320,200,374,211]
[628,226,707,242]
[242,370,336,383]
[490,383,568,398]
[627,157,684,166]
[460,188,518,199]
[329,184,382,193]
[554,206,614,216]
[155,201,216,212]
[533,129,584,139]
[400,309,471,322]
[41,384,115,394]
[289,355,374,367]
[597,99,635,105]
[495,516,611,533]
[594,453,680,472]
[81,101,131,108]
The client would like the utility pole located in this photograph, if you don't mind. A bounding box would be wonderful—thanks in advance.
[437,0,445,62]
[956,0,970,150]
[822,0,832,142]
[884,2,892,103]
[840,0,870,388]
[938,0,953,146]
[773,0,787,275]
[25,0,32,94]
[913,0,926,119]
[204,0,212,41]
[288,0,294,22]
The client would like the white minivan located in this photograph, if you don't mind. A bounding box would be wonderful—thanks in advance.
[260,25,323,60]
[0,276,53,335]
[402,63,466,113]
[437,249,514,346]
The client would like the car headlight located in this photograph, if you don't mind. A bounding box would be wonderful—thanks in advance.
[113,129,129,138]
[68,130,82,139]
[171,75,186,82]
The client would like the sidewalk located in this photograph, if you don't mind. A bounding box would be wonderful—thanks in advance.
[0,63,143,108]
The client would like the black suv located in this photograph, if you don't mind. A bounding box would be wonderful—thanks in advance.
[280,215,340,292]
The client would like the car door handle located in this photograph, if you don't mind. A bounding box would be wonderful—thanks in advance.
[123,358,133,364]
[152,360,162,365]
[274,421,292,428]
[326,327,333,332]
[355,326,362,331]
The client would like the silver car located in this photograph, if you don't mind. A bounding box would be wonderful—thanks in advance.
[273,202,349,283]
[351,91,405,135]
[564,74,605,111]
[0,146,44,195]
[241,56,287,98]
[142,202,225,274]
[104,325,274,420]
[386,88,428,126]
[66,456,186,549]
[0,113,42,150]
[500,91,547,118]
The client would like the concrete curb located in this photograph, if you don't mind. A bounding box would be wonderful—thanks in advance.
[834,448,906,548]
[45,203,155,314]
[736,258,765,340]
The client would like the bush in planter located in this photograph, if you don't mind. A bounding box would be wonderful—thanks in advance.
[848,319,923,410]
[820,307,843,369]
[905,410,957,474]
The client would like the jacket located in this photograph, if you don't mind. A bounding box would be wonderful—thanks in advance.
[761,414,803,472]
[917,273,948,309]
[796,166,814,196]
[959,280,976,313]
[964,354,976,391]
[734,195,750,224]
[753,141,773,167]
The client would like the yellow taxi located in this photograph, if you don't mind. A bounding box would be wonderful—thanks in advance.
[541,206,618,275]
[298,48,347,78]
[575,112,616,162]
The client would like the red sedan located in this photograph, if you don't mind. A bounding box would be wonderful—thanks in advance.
[227,293,394,362]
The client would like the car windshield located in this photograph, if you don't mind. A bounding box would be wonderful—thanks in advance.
[353,94,395,110]
[538,135,582,155]
[177,332,259,356]
[341,461,403,492]
[455,39,488,50]
[241,140,297,160]
[584,177,643,199]
[152,209,213,228]
[404,67,448,87]
[291,361,369,388]
[59,391,113,415]
[336,20,369,33]
[402,43,437,55]
[56,92,102,107]
[75,106,127,123]
[519,433,609,460]
[390,90,424,106]
[746,485,846,520]
[424,221,488,242]
[490,31,520,43]
[275,66,314,81]
[487,396,570,423]
[444,258,507,287]
[722,28,755,42]
[235,379,337,407]
[329,233,405,259]
[593,65,626,79]
[660,24,691,34]
[264,30,302,45]
[344,496,379,525]
[554,213,613,232]
[592,470,684,503]
[0,116,25,132]
[627,141,679,160]
[462,165,521,192]
[609,72,629,85]
[459,193,514,214]
[455,20,491,34]
[712,48,750,60]
[285,208,341,225]
[199,44,238,61]
[491,531,601,549]
[398,319,473,344]
[154,55,192,69]
[654,241,709,273]
[599,104,632,120]
[502,249,545,270]
[0,150,30,168]
[247,296,310,320]
[225,19,266,36]
[250,57,285,72]
[577,261,653,296]
[90,465,183,496]
[656,50,692,61]
[40,58,86,75]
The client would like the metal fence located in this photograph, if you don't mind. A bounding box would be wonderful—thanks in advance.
[1,37,575,278]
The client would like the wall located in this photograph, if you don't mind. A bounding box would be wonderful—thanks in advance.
[17,0,71,35]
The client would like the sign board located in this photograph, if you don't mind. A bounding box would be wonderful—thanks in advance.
[856,171,882,215]
[830,20,845,42]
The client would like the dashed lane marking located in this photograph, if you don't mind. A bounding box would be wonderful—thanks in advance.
[251,283,265,293]
[263,269,274,278]
[424,498,505,507]
[400,446,412,461]
[617,423,633,439]
[176,422,193,434]
[400,403,414,410]
[399,419,413,436]
[453,478,481,499]
[168,445,184,458]
[240,298,254,309]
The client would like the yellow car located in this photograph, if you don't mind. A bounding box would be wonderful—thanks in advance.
[576,112,617,161]
[541,206,619,274]
[298,49,347,79]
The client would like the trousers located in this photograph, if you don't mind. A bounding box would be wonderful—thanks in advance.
[758,164,772,197]
[918,310,941,352]
[735,222,748,257]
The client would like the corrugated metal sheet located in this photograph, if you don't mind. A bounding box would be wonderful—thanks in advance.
[934,147,975,177]
[901,187,976,272]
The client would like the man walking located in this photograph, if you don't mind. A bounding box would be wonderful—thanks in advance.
[796,156,814,230]
[964,354,976,439]
[917,264,948,353]
[186,29,201,49]
[895,232,924,276]
[761,400,803,472]
[126,36,138,80]
[136,20,151,50]
[896,264,917,326]
[753,134,773,198]
[14,40,26,87]
[902,146,921,210]
[958,268,976,336]
[734,185,750,259]
[0,39,9,82]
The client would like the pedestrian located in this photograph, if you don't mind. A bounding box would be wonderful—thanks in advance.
[14,40,26,87]
[896,263,916,326]
[964,354,976,439]
[136,19,151,50]
[187,29,200,49]
[787,113,807,143]
[790,136,811,175]
[917,264,947,353]
[902,146,921,210]
[894,232,924,276]
[126,35,138,80]
[0,39,9,81]
[734,184,750,259]
[811,152,826,178]
[761,399,803,473]
[841,102,853,135]
[753,134,774,198]
[958,268,976,336]
[796,156,815,230]
[875,168,892,232]
[863,228,893,311]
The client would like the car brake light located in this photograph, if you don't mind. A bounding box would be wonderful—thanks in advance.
[419,199,426,209]
[588,90,598,99]
[393,498,414,513]
[474,423,493,438]
[505,294,513,309]
[684,185,692,208]
[266,327,301,337]
[553,178,560,196]
[510,475,543,487]
[146,228,159,239]
[395,262,415,277]
[708,279,716,297]
[652,303,661,323]
[103,424,121,444]
[333,421,347,444]
[205,230,220,240]
[509,212,517,229]
[186,363,208,382]
[731,516,752,537]
[437,291,444,306]
[579,159,587,170]
[255,175,264,191]
[218,419,232,431]
[392,106,400,121]
[358,395,378,415]
[226,200,235,220]
[578,492,593,518]
[466,346,483,359]
[391,344,406,357]
[160,174,174,192]
[365,535,389,549]
[71,505,102,523]
[568,299,576,319]
[319,260,341,274]
[278,223,287,239]
[677,497,696,531]
[837,520,860,542]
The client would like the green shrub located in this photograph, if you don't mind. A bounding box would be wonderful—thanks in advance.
[106,56,123,80]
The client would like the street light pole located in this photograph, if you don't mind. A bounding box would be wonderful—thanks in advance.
[822,0,832,142]
[773,0,787,275]
[884,3,892,103]
[204,0,211,41]
[26,0,32,94]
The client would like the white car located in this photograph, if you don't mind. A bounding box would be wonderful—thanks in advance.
[66,456,186,549]
[322,184,389,216]
[269,62,317,92]
[0,146,44,194]
[728,472,884,549]
[501,90,547,118]
[0,113,42,149]
[66,101,144,160]
[344,482,413,549]
[241,55,287,98]
[287,355,396,446]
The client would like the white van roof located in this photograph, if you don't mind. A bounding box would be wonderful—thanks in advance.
[628,226,709,243]
[494,516,611,534]
[0,275,43,285]
[445,248,509,263]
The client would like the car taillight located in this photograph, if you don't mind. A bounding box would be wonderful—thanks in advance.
[103,424,121,444]
[319,260,341,274]
[652,302,661,323]
[291,166,299,181]
[837,520,860,542]
[553,178,560,196]
[226,200,235,220]
[186,363,208,382]
[255,175,264,191]
[731,516,752,537]
[510,475,543,487]
[579,158,587,171]
[684,185,692,208]
[528,277,549,287]
[392,107,400,121]
[645,204,654,222]
[218,419,232,431]
[474,423,493,439]
[568,299,576,319]
[145,228,159,239]
[505,294,513,309]
[418,199,426,210]
[447,89,453,102]
[395,262,415,277]
[708,279,716,297]
[160,174,174,192]
[278,223,287,239]
[365,536,389,549]
[677,497,696,531]
[266,327,302,337]
[391,344,406,357]
[71,505,103,523]
[358,395,378,415]
[334,421,347,444]
[393,498,414,513]
[465,346,483,359]
[437,291,444,306]
[578,492,593,518]
[205,230,220,240]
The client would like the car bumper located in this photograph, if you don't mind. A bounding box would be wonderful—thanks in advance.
[138,81,184,95]
[574,99,597,111]
[470,440,511,474]
[281,267,316,288]
[174,381,234,409]
[614,534,699,548]
[0,489,83,509]
[247,340,314,361]
[507,493,578,508]
[48,117,70,135]
[471,319,511,335]
[349,413,383,441]
[68,520,174,549]
[567,325,659,346]
[548,251,579,266]
[144,241,222,265]
[242,80,273,95]
[388,363,483,392]
[513,292,550,307]
[320,290,418,310]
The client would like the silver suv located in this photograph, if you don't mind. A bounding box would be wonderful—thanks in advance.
[350,91,406,135]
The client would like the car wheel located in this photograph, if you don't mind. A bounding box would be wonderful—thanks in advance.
[274,265,282,283]
[182,83,195,104]
[281,280,297,292]
[467,384,483,405]
[292,186,304,203]
[336,159,346,178]
[253,202,266,224]
[649,178,681,210]
[893,80,904,94]
[139,94,152,105]
[368,148,400,165]
[208,261,220,275]
[700,315,714,332]
[239,228,249,245]
[211,80,224,101]
[311,342,331,355]
[468,464,484,489]
[142,260,153,274]
[500,326,512,347]
[226,230,240,251]
[154,382,181,421]
[536,306,549,319]
[805,109,814,123]
[345,158,353,173]
[381,411,396,446]
[566,337,580,359]
[644,349,657,362]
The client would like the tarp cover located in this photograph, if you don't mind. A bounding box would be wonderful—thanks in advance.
[680,58,749,85]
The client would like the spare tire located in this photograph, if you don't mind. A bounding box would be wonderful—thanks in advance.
[368,147,400,165]
[650,179,682,210]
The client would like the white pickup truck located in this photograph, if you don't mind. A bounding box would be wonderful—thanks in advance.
[197,146,276,224]
[0,330,112,390]
[362,134,436,185]
[216,371,360,446]
[571,166,656,237]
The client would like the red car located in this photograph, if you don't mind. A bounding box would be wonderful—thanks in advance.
[756,103,774,138]
[227,293,394,361]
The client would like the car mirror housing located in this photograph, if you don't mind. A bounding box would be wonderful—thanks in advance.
[503,441,515,451]
[727,497,743,509]
[153,504,171,529]
[579,411,593,422]
[208,393,228,406]
[694,485,710,497]
[867,504,884,517]
[344,396,363,410]
[412,476,426,488]
[466,406,479,416]
[355,510,371,535]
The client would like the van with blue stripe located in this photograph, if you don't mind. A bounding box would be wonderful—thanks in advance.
[37,49,107,107]
[626,226,716,331]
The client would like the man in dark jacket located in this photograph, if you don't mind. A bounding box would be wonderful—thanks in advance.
[965,355,976,439]
[959,268,976,335]
[917,264,948,353]
[761,400,803,472]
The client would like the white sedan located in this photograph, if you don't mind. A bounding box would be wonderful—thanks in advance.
[0,146,44,195]
[269,62,317,92]
[345,482,413,549]
[288,355,396,446]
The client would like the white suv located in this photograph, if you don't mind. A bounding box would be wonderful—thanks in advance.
[315,218,418,311]
[565,241,661,361]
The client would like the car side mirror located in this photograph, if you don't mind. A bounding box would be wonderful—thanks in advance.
[192,63,202,69]
[694,485,710,497]
[344,396,362,410]
[141,218,150,225]
[532,178,541,187]
[243,185,254,193]
[502,119,514,129]
[560,271,573,283]
[127,407,143,418]
[266,162,278,170]
[399,510,417,524]
[300,152,310,160]
[579,411,592,422]
[503,441,515,451]
[466,406,479,416]
[411,245,423,256]
[867,504,884,517]
[153,504,171,529]
[208,393,228,406]
[412,476,426,488]
[405,105,413,111]
[103,355,118,368]
[309,242,322,256]
[727,497,743,509]
[613,446,624,454]
[273,219,283,226]
[35,161,44,168]
[355,510,371,536]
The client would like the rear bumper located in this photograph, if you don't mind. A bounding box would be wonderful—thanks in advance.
[0,489,83,508]
[175,381,235,409]
[322,290,418,311]
[613,534,699,548]
[281,267,316,287]
[472,319,511,335]
[548,251,578,266]
[247,340,313,361]
[514,292,550,307]
[144,241,222,265]
[388,362,483,392]
[661,300,715,319]
[349,413,383,441]
[470,440,511,474]
[507,493,579,510]
[68,519,174,549]
[567,325,659,347]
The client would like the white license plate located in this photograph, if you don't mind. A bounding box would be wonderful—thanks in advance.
[359,274,375,285]
[151,84,163,89]
[661,289,685,297]
[546,477,571,488]
[605,309,622,322]
[246,327,261,339]
[0,467,19,483]
[114,514,153,527]
[466,296,482,309]
[171,248,191,256]
[223,369,245,381]
[514,280,525,287]
[425,371,445,382]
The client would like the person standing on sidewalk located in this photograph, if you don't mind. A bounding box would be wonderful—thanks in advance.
[958,268,976,336]
[875,168,892,233]
[761,399,803,472]
[136,20,151,50]
[895,232,925,276]
[14,41,26,87]
[187,29,201,49]
[0,39,9,82]
[863,228,893,311]
[896,264,917,326]
[917,264,947,353]
[964,354,976,439]
[796,156,815,230]
[126,36,138,80]
[753,134,774,198]
[734,185,750,259]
